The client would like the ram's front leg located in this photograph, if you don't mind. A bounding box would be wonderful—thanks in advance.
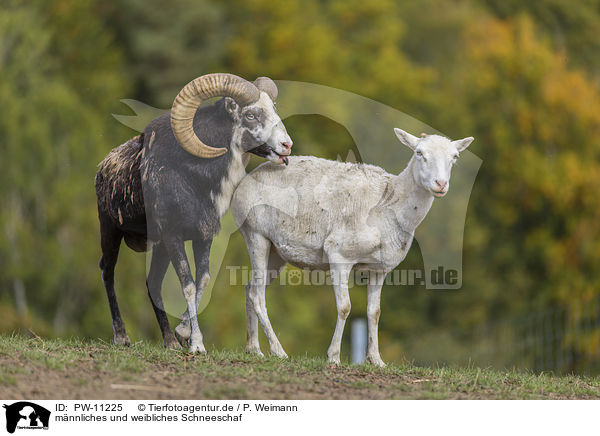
[175,239,213,348]
[164,237,206,353]
[147,243,180,349]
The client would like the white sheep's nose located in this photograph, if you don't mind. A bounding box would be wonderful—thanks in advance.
[435,180,447,189]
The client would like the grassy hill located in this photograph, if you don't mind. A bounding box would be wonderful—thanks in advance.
[0,335,599,399]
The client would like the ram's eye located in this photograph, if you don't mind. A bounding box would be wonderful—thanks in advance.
[416,150,423,157]
[245,113,256,120]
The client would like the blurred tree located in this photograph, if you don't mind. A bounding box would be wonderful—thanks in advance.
[0,0,153,339]
[420,15,600,368]
[100,0,228,107]
[479,0,600,77]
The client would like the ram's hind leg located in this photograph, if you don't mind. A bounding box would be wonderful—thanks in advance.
[246,248,286,356]
[98,217,131,346]
[246,234,288,358]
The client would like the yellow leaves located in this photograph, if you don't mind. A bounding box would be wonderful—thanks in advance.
[222,0,431,109]
[543,68,600,130]
[466,16,514,61]
[463,14,600,148]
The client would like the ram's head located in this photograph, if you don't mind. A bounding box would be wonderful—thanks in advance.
[171,73,293,164]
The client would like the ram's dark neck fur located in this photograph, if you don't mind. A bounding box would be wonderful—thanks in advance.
[95,98,241,250]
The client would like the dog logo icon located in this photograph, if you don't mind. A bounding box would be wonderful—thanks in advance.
[3,402,50,433]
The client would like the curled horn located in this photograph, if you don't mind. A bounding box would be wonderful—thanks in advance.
[171,73,260,158]
[253,76,278,102]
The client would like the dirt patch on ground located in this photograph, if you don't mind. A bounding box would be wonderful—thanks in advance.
[1,338,598,400]
[1,354,437,400]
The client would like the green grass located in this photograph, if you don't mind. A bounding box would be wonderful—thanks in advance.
[0,334,599,399]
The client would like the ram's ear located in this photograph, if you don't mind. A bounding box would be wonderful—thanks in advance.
[452,136,474,152]
[394,128,419,151]
[224,97,239,115]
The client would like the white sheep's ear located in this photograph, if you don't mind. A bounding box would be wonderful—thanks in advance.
[452,136,474,152]
[394,128,419,151]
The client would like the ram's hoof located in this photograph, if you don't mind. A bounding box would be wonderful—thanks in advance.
[114,334,131,346]
[174,330,189,348]
[174,322,191,348]
[164,336,182,350]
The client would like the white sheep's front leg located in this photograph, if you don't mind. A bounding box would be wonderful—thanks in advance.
[366,271,386,367]
[327,260,353,364]
[246,234,288,358]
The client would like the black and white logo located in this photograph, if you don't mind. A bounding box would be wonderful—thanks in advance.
[3,402,50,434]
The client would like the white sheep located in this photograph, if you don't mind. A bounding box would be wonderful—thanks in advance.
[231,129,474,366]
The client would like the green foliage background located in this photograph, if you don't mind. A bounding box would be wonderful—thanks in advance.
[1,0,599,372]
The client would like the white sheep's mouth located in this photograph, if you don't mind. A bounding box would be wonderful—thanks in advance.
[432,190,447,197]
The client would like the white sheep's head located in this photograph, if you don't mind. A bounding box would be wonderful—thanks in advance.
[394,128,474,197]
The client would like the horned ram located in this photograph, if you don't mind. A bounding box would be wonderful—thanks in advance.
[95,73,292,352]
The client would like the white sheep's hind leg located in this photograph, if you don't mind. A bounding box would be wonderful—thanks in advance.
[244,282,262,356]
[246,249,286,356]
[366,271,386,367]
[246,234,288,358]
[327,259,353,364]
[246,247,285,356]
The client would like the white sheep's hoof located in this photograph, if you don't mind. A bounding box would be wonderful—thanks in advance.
[273,351,288,359]
[246,346,264,357]
[189,343,206,354]
[366,356,386,368]
[271,346,288,359]
[327,350,341,364]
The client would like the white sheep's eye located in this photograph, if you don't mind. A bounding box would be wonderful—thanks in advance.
[245,113,255,120]
[416,150,423,157]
